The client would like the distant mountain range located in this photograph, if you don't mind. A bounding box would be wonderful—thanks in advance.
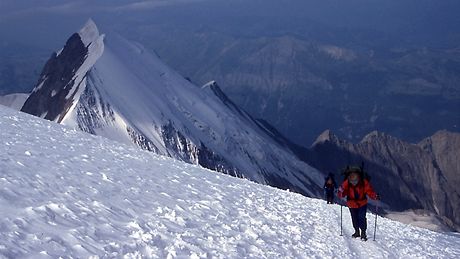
[1,0,459,145]
[141,31,460,146]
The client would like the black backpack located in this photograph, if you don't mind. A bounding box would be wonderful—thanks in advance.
[324,173,337,188]
[341,163,371,182]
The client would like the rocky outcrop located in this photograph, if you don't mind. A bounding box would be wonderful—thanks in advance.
[419,130,460,190]
[305,130,460,229]
[21,33,88,121]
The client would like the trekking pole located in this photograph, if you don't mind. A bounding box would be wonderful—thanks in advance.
[340,204,343,236]
[373,204,378,241]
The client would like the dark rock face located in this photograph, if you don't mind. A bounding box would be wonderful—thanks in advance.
[304,130,460,229]
[74,78,114,135]
[419,131,460,190]
[160,122,200,163]
[21,34,88,122]
[160,121,242,178]
[127,126,160,153]
[196,142,240,178]
[418,131,460,227]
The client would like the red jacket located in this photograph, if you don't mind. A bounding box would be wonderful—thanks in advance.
[337,179,377,208]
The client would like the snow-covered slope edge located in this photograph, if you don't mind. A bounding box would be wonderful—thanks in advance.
[20,20,323,197]
[0,93,29,110]
[2,105,460,258]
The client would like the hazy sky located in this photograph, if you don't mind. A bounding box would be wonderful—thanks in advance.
[0,0,208,17]
[0,0,212,49]
[1,0,459,50]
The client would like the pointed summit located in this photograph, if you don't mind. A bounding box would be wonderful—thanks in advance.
[201,80,218,89]
[202,80,228,103]
[78,19,100,47]
[201,80,255,122]
[311,129,339,147]
[21,20,104,122]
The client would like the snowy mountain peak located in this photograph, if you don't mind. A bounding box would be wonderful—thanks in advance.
[21,21,104,123]
[20,21,324,197]
[78,18,100,47]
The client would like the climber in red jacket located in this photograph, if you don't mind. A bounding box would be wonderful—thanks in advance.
[337,167,379,241]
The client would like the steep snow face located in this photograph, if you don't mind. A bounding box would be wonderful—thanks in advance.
[1,106,460,258]
[21,21,323,197]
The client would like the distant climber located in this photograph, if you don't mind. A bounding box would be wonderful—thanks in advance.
[323,173,337,204]
[337,166,379,241]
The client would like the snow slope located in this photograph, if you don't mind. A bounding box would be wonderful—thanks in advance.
[20,20,323,197]
[1,107,460,258]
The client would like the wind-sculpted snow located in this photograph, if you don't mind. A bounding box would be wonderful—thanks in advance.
[1,107,460,258]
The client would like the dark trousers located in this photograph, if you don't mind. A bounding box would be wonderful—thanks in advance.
[349,204,367,231]
[325,190,334,204]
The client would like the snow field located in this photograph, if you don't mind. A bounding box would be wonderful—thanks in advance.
[59,21,324,193]
[1,106,460,258]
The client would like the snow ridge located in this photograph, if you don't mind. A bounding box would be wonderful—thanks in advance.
[22,20,324,197]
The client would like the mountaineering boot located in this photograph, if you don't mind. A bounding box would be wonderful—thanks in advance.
[360,230,367,241]
[351,229,360,238]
